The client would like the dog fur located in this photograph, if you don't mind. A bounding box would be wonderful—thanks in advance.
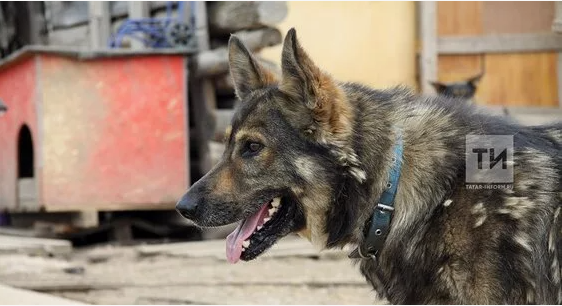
[177,28,562,304]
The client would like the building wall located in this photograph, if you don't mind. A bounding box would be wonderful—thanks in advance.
[261,1,417,89]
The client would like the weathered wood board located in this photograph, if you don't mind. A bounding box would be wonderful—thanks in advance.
[0,284,86,305]
[0,234,72,256]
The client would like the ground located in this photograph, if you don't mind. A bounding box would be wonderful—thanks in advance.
[0,236,384,305]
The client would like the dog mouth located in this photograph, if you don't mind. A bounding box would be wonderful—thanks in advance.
[225,196,299,263]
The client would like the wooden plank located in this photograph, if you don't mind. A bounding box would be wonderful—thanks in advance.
[438,33,562,55]
[438,54,483,82]
[71,211,99,228]
[6,278,366,292]
[88,2,110,49]
[207,2,288,35]
[0,235,72,256]
[47,24,90,48]
[0,227,39,238]
[136,236,349,260]
[478,52,558,107]
[506,107,562,125]
[190,1,216,176]
[193,28,282,78]
[439,52,559,107]
[437,1,482,36]
[26,2,48,45]
[0,283,86,305]
[483,1,554,34]
[554,2,562,33]
[559,52,562,108]
[419,1,437,94]
[557,2,562,107]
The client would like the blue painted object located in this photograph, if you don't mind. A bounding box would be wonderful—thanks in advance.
[109,1,196,49]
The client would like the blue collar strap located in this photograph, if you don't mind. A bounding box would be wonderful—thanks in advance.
[349,130,404,260]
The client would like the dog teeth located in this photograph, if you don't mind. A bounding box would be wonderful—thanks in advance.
[257,225,263,231]
[268,207,277,216]
[271,198,281,207]
[264,217,271,223]
[242,240,250,248]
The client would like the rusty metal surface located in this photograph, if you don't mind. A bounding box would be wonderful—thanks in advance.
[40,54,188,211]
[0,57,39,210]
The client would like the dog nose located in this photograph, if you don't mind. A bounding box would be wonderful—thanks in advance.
[176,192,199,220]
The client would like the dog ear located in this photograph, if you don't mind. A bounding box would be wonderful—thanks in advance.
[228,36,278,100]
[467,73,483,86]
[430,82,447,94]
[279,28,352,141]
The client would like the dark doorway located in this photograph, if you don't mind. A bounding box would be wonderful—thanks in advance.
[17,124,33,178]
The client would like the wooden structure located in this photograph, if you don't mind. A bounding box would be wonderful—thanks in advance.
[0,47,191,212]
[419,1,562,108]
[0,284,85,305]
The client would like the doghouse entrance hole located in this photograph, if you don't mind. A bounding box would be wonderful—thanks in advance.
[17,124,37,210]
[18,124,33,178]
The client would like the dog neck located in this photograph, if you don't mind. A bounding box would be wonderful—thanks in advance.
[349,129,404,259]
[338,85,464,254]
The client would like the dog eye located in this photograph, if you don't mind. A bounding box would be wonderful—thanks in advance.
[242,141,264,157]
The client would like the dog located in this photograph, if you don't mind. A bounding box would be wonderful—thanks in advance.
[176,28,562,304]
[430,73,483,101]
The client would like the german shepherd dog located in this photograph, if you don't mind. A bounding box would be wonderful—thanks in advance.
[177,29,562,304]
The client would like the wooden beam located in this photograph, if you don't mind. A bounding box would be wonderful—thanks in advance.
[553,2,562,33]
[26,2,48,45]
[0,284,86,305]
[72,210,99,228]
[207,1,288,35]
[0,235,72,256]
[190,2,217,177]
[548,2,562,108]
[558,52,562,108]
[505,106,562,125]
[215,109,234,140]
[136,237,349,260]
[127,2,149,50]
[419,1,438,94]
[438,33,562,54]
[193,28,282,78]
[88,1,110,49]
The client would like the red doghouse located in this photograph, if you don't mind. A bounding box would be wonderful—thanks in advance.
[0,47,190,212]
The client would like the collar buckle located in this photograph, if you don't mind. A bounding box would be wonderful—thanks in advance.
[376,203,395,212]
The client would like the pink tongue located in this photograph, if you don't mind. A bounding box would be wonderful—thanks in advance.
[226,203,270,263]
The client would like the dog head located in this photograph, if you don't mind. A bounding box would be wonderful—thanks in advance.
[431,73,483,100]
[176,29,363,263]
